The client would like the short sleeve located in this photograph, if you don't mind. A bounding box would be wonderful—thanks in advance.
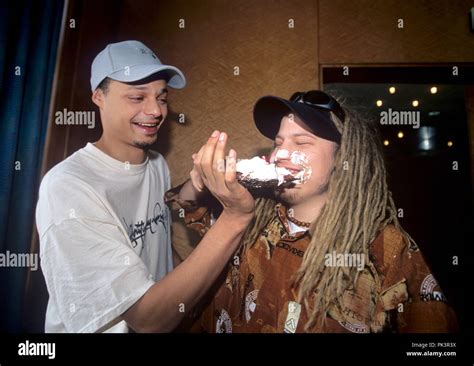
[40,218,155,333]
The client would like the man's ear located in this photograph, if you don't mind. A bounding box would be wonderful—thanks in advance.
[92,89,105,109]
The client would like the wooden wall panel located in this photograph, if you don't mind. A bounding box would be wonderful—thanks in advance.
[319,0,474,64]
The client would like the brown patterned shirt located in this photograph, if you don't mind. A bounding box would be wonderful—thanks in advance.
[165,187,458,333]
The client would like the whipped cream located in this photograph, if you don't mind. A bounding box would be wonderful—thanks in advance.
[236,156,278,181]
[272,149,312,185]
[237,151,312,187]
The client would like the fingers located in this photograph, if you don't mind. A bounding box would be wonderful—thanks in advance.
[200,130,220,188]
[193,130,238,196]
[212,132,228,192]
[190,152,201,191]
[193,144,206,187]
[189,166,204,192]
[191,133,255,216]
[224,148,239,190]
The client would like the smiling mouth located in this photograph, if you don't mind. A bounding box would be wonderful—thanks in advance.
[131,121,161,136]
[132,122,160,127]
[276,165,312,186]
[277,166,301,174]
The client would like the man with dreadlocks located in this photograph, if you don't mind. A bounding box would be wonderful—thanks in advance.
[166,90,458,333]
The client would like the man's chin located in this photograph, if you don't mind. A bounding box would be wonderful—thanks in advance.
[132,139,156,150]
[275,187,302,205]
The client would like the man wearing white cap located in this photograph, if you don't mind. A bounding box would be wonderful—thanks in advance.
[36,40,255,333]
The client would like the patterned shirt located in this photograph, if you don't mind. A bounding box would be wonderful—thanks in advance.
[165,187,458,333]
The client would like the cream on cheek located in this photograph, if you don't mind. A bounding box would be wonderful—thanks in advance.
[271,148,313,185]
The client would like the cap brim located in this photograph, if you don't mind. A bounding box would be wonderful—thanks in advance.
[253,96,341,143]
[108,64,186,89]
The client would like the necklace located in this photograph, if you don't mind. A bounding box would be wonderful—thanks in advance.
[286,211,311,228]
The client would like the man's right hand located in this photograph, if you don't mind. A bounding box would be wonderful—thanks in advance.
[123,133,255,333]
[192,130,255,220]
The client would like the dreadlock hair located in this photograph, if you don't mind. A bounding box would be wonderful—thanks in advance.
[240,105,416,332]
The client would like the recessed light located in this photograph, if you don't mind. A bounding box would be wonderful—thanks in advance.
[412,100,419,107]
[430,86,438,94]
[389,87,396,94]
[376,100,383,107]
[397,131,404,138]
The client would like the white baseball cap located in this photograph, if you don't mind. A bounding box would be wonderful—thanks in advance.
[90,40,186,91]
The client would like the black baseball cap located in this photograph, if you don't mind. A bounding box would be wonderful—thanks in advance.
[253,90,344,144]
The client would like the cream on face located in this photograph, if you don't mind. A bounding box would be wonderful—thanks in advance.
[272,149,312,185]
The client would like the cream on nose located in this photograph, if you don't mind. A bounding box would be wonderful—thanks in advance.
[275,148,290,161]
[270,148,290,164]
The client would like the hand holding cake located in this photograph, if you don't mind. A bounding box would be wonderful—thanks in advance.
[191,130,255,218]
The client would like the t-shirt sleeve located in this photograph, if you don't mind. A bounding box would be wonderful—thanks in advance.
[37,173,154,333]
[40,219,155,333]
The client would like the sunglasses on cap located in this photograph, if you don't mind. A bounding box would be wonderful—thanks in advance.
[290,90,346,123]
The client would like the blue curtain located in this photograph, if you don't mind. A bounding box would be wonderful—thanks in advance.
[0,0,64,332]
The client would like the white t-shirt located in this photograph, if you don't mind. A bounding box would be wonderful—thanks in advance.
[36,143,173,333]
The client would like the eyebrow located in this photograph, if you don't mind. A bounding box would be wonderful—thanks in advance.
[126,86,168,95]
[275,133,316,140]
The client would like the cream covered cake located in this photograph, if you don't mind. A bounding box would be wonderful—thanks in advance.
[236,156,293,191]
[236,151,312,194]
